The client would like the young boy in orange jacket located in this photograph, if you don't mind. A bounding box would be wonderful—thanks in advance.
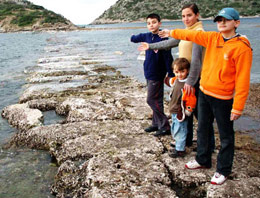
[159,8,253,185]
[164,58,196,158]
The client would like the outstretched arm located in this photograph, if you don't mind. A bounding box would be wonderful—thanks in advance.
[149,38,179,50]
[184,43,203,95]
[138,39,179,51]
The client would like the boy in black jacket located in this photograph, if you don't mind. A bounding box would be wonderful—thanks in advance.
[131,13,174,136]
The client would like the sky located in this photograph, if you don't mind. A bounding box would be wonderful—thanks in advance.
[29,0,118,25]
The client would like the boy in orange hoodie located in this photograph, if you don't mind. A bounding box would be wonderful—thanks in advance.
[159,8,253,185]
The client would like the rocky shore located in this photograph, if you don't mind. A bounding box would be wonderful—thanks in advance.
[1,35,260,197]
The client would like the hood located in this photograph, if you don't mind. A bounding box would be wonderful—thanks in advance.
[237,35,253,51]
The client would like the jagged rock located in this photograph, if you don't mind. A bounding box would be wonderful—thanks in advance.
[49,119,163,164]
[1,103,43,131]
[52,152,177,198]
[27,99,59,111]
[207,177,260,198]
[9,121,94,150]
[55,97,91,115]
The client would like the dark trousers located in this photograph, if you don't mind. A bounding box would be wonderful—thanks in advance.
[186,80,215,151]
[196,90,234,176]
[147,80,170,130]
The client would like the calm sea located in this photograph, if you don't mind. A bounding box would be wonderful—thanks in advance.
[0,17,259,197]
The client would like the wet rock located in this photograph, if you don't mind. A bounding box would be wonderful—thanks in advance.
[9,121,94,150]
[19,82,96,103]
[27,99,59,111]
[55,97,90,115]
[28,75,87,83]
[1,103,43,131]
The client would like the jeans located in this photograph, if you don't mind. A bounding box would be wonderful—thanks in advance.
[171,114,188,151]
[196,90,234,176]
[147,80,170,130]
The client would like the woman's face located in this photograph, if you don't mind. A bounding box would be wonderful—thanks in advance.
[182,8,199,27]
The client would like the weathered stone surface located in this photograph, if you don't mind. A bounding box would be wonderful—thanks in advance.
[51,152,177,198]
[1,103,43,131]
[27,98,59,111]
[50,120,162,164]
[207,177,260,198]
[9,121,94,150]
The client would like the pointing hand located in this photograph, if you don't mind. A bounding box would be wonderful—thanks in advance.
[158,29,170,38]
[138,42,149,51]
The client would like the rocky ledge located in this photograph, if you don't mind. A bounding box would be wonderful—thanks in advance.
[1,36,260,197]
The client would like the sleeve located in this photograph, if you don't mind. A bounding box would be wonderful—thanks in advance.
[130,33,146,43]
[170,29,211,47]
[164,76,171,87]
[169,77,176,87]
[232,49,253,115]
[164,76,177,87]
[186,43,203,86]
[149,38,180,50]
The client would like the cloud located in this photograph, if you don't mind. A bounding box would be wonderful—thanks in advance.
[29,0,117,25]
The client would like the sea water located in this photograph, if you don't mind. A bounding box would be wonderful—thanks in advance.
[0,17,259,197]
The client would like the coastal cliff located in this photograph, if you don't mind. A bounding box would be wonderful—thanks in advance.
[92,0,260,24]
[0,0,78,32]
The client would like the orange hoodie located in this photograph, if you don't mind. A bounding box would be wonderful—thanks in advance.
[170,30,253,115]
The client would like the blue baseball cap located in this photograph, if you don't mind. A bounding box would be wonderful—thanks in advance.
[214,8,240,22]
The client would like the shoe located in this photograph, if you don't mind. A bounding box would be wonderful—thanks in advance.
[170,142,175,147]
[169,149,185,158]
[185,160,210,169]
[144,126,158,133]
[153,129,171,137]
[211,172,227,185]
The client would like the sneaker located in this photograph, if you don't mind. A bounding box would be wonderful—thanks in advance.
[185,160,209,169]
[169,149,185,158]
[211,172,227,185]
[144,126,158,133]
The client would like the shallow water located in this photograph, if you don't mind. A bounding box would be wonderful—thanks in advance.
[0,149,57,198]
[0,32,57,197]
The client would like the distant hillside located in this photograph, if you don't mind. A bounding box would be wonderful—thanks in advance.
[0,0,78,32]
[92,0,260,24]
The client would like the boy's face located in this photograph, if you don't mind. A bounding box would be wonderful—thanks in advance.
[173,65,189,80]
[216,17,240,34]
[146,18,161,34]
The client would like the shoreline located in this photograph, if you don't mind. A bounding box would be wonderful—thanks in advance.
[1,16,260,33]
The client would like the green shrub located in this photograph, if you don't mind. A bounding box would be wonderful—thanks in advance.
[11,11,42,26]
